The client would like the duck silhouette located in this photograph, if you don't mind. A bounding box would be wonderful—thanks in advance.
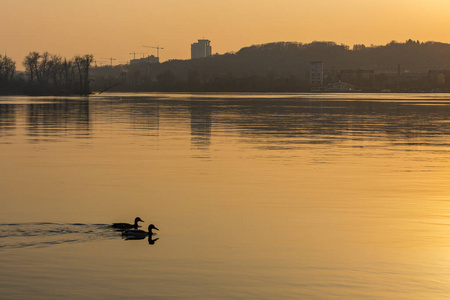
[148,236,159,245]
[112,217,144,230]
[123,235,159,245]
[122,224,159,238]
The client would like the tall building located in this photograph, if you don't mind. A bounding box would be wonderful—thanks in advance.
[310,61,324,87]
[191,39,212,59]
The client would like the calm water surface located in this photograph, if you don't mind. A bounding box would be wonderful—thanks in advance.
[1,93,450,299]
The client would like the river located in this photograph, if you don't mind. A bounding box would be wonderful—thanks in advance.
[1,93,450,299]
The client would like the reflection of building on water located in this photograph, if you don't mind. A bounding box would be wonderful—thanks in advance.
[189,100,212,149]
[125,100,160,135]
[0,104,16,137]
[26,100,90,140]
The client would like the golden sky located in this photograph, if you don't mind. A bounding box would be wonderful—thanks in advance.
[2,0,450,68]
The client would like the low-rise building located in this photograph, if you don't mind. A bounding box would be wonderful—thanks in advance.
[310,61,323,87]
[130,55,159,65]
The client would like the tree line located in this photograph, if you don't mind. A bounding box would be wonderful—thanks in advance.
[0,52,93,95]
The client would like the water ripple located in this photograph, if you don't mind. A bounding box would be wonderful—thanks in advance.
[0,223,118,249]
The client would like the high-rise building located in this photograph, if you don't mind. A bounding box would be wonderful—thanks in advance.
[191,39,212,59]
[310,61,324,87]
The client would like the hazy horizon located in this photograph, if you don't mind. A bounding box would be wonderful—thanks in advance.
[2,0,450,69]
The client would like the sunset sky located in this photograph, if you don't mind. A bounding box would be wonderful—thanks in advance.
[2,0,450,68]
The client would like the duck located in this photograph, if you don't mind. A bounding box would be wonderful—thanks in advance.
[112,217,144,230]
[122,224,159,238]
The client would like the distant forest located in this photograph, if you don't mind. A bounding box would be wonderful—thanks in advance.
[0,52,93,95]
[91,40,450,93]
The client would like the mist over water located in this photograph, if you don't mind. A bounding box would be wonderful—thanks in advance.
[1,93,450,299]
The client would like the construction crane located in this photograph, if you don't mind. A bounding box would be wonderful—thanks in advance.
[129,52,145,60]
[93,60,102,67]
[143,45,164,60]
[101,57,116,67]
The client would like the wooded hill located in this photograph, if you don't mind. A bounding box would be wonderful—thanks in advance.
[91,39,450,92]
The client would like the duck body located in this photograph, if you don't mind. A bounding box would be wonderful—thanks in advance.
[122,224,159,238]
[112,217,144,230]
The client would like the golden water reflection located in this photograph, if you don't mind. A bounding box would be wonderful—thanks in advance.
[1,93,450,299]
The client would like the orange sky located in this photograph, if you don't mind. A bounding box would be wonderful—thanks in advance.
[2,0,450,69]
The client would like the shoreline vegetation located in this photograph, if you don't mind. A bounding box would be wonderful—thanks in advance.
[0,52,93,96]
[3,40,450,95]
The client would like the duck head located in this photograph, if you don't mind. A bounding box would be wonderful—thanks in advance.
[134,217,144,224]
[148,224,159,232]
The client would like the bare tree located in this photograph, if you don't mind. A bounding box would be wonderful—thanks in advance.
[48,54,62,89]
[23,52,40,83]
[74,54,94,94]
[38,52,50,86]
[82,54,94,94]
[21,51,94,95]
[0,55,16,83]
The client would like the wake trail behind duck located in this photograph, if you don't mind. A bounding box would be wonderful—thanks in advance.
[0,223,118,249]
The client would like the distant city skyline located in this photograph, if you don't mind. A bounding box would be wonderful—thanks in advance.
[2,0,450,69]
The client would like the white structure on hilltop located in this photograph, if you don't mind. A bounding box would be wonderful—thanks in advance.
[191,39,212,59]
[310,61,324,87]
[130,55,159,65]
